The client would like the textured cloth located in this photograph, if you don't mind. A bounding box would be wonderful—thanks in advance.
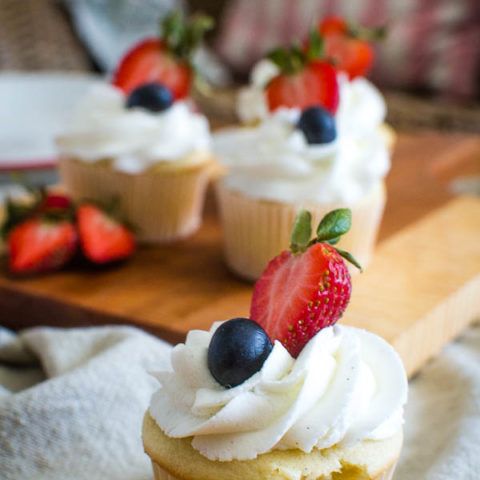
[0,0,91,71]
[0,326,171,480]
[216,0,480,100]
[0,324,479,480]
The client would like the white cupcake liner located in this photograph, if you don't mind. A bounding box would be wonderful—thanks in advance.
[59,157,213,243]
[215,180,387,281]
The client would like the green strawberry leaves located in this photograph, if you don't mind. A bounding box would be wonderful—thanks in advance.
[290,208,362,271]
[307,29,325,61]
[316,208,351,243]
[267,28,325,74]
[335,247,363,271]
[290,210,312,254]
[161,10,214,62]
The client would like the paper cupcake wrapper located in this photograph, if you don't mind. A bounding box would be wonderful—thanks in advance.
[215,180,386,281]
[150,459,398,480]
[59,157,213,243]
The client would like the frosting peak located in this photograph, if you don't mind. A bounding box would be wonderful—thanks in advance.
[149,323,408,461]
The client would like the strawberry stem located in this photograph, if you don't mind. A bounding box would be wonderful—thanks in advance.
[267,28,325,74]
[289,208,363,271]
[160,10,214,63]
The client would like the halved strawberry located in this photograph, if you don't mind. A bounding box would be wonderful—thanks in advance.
[318,16,384,79]
[265,30,339,113]
[41,192,73,212]
[112,39,192,99]
[266,61,339,113]
[1,189,73,241]
[319,16,347,35]
[8,219,77,274]
[250,209,361,357]
[76,204,135,264]
[112,11,213,99]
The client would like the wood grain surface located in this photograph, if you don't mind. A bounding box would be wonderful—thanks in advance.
[0,131,479,377]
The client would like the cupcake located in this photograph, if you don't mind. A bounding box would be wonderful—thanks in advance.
[143,210,408,480]
[57,12,215,243]
[214,19,394,280]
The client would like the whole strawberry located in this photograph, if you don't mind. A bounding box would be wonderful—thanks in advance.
[112,10,213,99]
[250,209,361,357]
[265,30,339,114]
[318,16,385,79]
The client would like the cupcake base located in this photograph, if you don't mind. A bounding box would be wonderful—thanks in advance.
[215,180,386,281]
[151,460,397,480]
[59,155,214,243]
[143,412,402,480]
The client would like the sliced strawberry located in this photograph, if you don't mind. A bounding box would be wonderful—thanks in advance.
[264,30,339,113]
[1,190,73,241]
[318,16,383,79]
[41,192,73,212]
[323,33,374,79]
[265,61,339,113]
[112,11,213,99]
[8,219,77,274]
[77,204,135,264]
[112,39,192,99]
[319,16,348,35]
[250,209,361,357]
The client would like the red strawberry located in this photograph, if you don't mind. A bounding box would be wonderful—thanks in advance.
[112,39,192,99]
[41,192,72,212]
[250,209,361,357]
[8,219,77,274]
[266,61,339,114]
[112,11,213,99]
[319,16,384,79]
[77,204,135,264]
[319,16,347,35]
[265,31,339,114]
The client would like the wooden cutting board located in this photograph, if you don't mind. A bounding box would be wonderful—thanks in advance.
[0,131,479,377]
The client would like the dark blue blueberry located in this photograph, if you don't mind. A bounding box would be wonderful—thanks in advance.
[126,82,173,112]
[207,318,273,388]
[297,106,337,144]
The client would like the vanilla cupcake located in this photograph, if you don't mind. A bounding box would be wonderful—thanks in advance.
[58,83,213,243]
[214,51,394,280]
[143,211,408,480]
[58,11,215,243]
[144,321,407,480]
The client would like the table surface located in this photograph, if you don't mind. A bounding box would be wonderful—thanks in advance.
[0,131,479,346]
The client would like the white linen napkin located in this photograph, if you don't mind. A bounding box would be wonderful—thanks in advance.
[0,326,171,480]
[0,324,479,480]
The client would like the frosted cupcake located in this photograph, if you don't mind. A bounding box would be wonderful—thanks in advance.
[143,210,408,479]
[57,11,215,243]
[214,21,393,280]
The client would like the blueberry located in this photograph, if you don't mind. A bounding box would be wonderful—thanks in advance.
[297,106,337,144]
[207,318,273,388]
[126,82,173,112]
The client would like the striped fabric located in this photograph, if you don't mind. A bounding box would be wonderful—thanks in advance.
[216,0,480,99]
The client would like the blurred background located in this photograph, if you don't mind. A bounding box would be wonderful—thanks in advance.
[0,0,479,188]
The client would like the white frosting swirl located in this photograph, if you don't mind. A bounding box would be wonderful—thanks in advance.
[215,65,389,205]
[149,323,407,461]
[57,84,211,173]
